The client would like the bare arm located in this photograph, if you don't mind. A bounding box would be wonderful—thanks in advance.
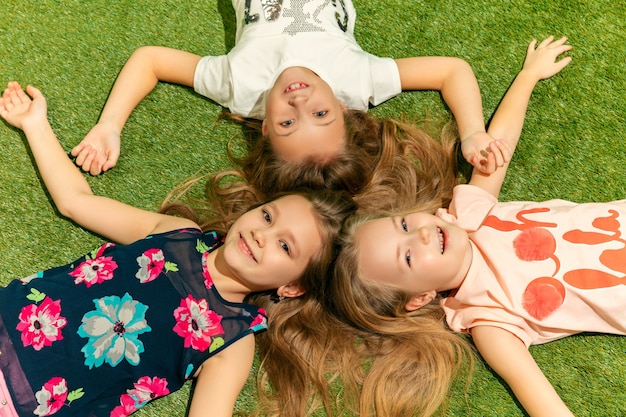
[72,47,202,175]
[472,326,575,417]
[469,36,572,199]
[188,334,255,417]
[395,56,504,173]
[0,82,197,244]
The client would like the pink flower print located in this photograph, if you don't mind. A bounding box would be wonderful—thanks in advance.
[17,297,67,350]
[110,394,137,417]
[110,376,170,416]
[34,377,68,416]
[69,256,118,287]
[173,295,224,351]
[201,251,214,289]
[91,242,115,259]
[135,248,165,283]
[249,310,268,332]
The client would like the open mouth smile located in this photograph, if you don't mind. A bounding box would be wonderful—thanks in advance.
[284,82,309,93]
[437,227,445,254]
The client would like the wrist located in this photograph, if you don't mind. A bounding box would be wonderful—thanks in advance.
[516,69,542,85]
[21,117,52,136]
[460,129,486,143]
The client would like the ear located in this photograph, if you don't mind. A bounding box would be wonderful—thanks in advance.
[405,291,437,311]
[261,119,267,136]
[277,282,305,298]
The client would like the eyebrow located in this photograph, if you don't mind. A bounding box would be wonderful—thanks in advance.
[391,217,404,270]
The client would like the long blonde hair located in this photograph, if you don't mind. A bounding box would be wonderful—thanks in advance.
[323,210,474,417]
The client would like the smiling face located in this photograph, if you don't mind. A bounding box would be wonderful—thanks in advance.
[263,66,346,162]
[217,194,323,293]
[355,211,473,298]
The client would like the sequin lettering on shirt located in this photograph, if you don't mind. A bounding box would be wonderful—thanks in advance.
[244,0,283,24]
[282,0,325,35]
[332,0,348,32]
[243,0,350,35]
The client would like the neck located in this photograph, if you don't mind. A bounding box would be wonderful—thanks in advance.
[204,248,249,303]
[456,240,474,289]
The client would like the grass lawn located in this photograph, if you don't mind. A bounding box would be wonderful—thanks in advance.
[0,0,624,415]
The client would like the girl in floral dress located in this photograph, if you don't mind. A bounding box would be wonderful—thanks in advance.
[0,82,354,417]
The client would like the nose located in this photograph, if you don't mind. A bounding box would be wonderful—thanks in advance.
[414,226,431,245]
[288,94,308,107]
[251,228,266,247]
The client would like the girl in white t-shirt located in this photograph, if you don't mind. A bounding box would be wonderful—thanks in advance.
[71,0,501,213]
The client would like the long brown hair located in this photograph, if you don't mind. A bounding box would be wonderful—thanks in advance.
[221,110,459,214]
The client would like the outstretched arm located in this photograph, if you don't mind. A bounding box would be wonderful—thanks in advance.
[72,47,202,175]
[188,334,255,417]
[395,56,501,173]
[0,82,197,244]
[469,36,572,199]
[472,326,575,417]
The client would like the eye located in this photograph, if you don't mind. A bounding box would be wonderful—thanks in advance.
[280,119,294,127]
[401,218,408,232]
[280,241,291,255]
[313,110,328,117]
[405,250,411,267]
[262,209,271,224]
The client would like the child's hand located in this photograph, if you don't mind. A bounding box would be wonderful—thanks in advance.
[0,82,47,131]
[71,123,121,175]
[522,36,572,81]
[462,131,511,174]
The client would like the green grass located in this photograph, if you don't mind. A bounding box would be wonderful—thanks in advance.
[1,0,624,415]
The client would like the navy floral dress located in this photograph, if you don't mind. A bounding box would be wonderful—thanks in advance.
[0,228,268,417]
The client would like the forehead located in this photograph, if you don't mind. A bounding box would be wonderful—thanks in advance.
[355,218,401,284]
[356,217,395,241]
[273,194,323,238]
[268,117,346,162]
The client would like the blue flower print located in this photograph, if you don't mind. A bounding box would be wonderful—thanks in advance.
[78,293,151,369]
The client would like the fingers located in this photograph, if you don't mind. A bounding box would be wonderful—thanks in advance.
[536,35,555,49]
[25,84,41,97]
[73,146,105,175]
[473,139,510,174]
[101,150,120,172]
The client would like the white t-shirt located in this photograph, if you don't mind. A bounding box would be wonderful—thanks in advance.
[194,0,401,119]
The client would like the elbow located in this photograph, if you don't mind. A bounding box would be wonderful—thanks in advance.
[54,191,92,220]
[449,58,474,78]
[55,199,78,219]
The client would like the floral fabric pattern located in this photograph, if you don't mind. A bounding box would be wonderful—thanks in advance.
[173,295,224,352]
[110,376,170,417]
[33,377,68,416]
[78,293,151,368]
[0,229,267,416]
[16,296,67,351]
[69,256,118,287]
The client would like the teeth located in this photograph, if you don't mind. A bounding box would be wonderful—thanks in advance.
[241,237,255,261]
[285,82,307,92]
[437,227,444,254]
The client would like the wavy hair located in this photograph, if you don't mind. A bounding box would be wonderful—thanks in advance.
[220,110,459,213]
[323,210,474,417]
[161,180,360,416]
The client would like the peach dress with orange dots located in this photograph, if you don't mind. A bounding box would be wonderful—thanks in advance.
[441,184,626,347]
